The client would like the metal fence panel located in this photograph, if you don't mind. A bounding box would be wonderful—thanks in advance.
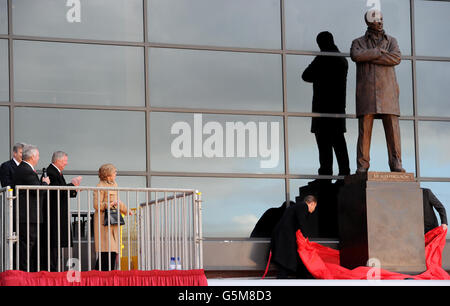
[0,186,202,273]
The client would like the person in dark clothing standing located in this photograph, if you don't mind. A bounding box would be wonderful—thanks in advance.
[41,151,82,271]
[0,142,25,188]
[422,188,448,234]
[302,31,350,176]
[271,195,317,279]
[12,144,50,271]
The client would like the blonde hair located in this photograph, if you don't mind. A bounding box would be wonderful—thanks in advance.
[98,163,117,182]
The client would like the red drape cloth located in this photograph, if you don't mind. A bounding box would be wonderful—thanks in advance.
[296,225,450,280]
[0,269,208,286]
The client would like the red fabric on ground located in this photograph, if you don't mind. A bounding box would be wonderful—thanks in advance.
[0,269,208,286]
[296,225,450,280]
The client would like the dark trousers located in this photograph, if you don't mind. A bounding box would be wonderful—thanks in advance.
[357,114,402,171]
[314,132,350,176]
[18,223,39,272]
[95,252,117,271]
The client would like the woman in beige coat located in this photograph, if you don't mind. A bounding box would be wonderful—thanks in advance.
[93,163,131,271]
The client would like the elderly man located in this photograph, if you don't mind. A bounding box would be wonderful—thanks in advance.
[350,10,405,173]
[0,142,25,188]
[41,151,82,271]
[12,144,50,271]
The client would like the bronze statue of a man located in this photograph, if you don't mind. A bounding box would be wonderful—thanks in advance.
[351,10,405,173]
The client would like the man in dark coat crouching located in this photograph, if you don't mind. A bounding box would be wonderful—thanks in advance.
[271,195,317,279]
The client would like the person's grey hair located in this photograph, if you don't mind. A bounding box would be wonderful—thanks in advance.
[12,142,25,153]
[304,195,317,204]
[52,151,68,163]
[22,144,39,161]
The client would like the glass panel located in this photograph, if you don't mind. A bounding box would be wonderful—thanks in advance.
[150,112,285,174]
[149,48,283,111]
[415,0,450,57]
[14,40,145,106]
[0,107,9,162]
[416,61,450,117]
[69,175,147,211]
[419,182,450,238]
[0,0,7,35]
[14,108,146,171]
[0,39,8,101]
[151,176,286,238]
[12,0,143,42]
[285,0,411,55]
[419,121,450,178]
[147,0,281,49]
[287,55,413,116]
[288,117,415,175]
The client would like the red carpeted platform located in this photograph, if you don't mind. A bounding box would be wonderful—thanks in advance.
[0,269,208,286]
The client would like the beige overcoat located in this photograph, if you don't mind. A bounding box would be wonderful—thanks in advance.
[93,180,128,253]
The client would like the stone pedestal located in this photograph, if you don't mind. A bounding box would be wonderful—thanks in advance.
[338,172,426,273]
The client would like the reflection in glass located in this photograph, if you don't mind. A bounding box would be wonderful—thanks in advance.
[14,41,145,106]
[0,40,8,101]
[14,108,146,172]
[417,61,450,117]
[419,182,450,238]
[149,48,283,111]
[415,0,450,57]
[0,0,7,34]
[289,117,415,175]
[150,112,285,174]
[151,176,285,238]
[419,121,450,178]
[300,32,350,176]
[12,0,143,41]
[0,107,9,162]
[148,0,281,49]
[285,0,411,55]
[287,55,413,116]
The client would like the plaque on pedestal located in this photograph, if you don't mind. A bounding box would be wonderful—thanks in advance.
[338,172,426,273]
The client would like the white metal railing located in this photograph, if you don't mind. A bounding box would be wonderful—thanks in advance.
[0,186,202,273]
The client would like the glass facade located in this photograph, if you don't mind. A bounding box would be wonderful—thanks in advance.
[2,0,450,238]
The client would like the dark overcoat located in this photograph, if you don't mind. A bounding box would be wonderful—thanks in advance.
[270,201,313,272]
[302,54,348,134]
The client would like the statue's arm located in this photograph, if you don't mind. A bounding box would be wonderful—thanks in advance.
[350,40,381,63]
[371,38,402,66]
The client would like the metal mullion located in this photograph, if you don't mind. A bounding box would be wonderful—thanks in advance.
[7,0,14,156]
[150,171,287,179]
[12,102,146,112]
[147,42,283,55]
[143,0,151,188]
[280,0,290,204]
[10,35,145,48]
[410,0,420,179]
[149,106,284,117]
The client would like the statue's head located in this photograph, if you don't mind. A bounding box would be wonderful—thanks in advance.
[365,9,384,32]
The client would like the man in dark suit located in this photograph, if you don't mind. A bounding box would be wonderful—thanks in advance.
[302,31,350,176]
[12,144,50,272]
[271,195,317,279]
[42,151,82,271]
[422,188,448,234]
[0,142,25,188]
